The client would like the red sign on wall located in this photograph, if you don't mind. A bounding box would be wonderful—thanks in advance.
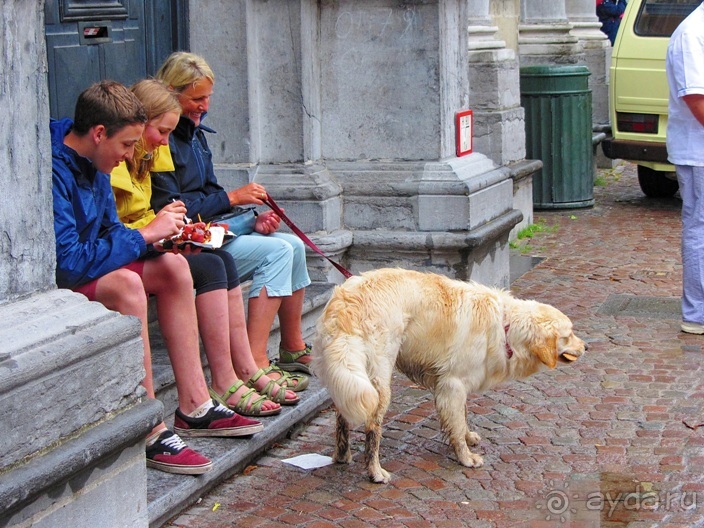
[455,110,473,157]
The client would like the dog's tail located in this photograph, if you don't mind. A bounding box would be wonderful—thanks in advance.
[313,332,379,428]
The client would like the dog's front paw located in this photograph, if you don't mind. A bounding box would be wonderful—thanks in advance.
[466,431,481,446]
[369,466,390,484]
[459,453,484,468]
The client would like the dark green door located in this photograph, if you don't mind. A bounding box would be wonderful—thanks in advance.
[45,0,188,119]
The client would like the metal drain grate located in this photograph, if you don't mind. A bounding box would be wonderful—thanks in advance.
[597,294,681,319]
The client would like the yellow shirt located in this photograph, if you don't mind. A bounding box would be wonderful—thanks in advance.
[111,146,174,229]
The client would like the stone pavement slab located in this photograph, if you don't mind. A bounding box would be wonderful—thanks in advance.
[163,163,704,528]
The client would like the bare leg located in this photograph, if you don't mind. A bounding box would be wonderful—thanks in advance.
[142,254,210,415]
[226,286,260,381]
[195,289,237,390]
[94,269,166,437]
[278,288,306,352]
[246,286,281,368]
[226,287,294,400]
[195,288,280,413]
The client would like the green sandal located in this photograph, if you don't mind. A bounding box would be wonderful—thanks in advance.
[209,381,281,417]
[245,368,300,406]
[278,344,313,374]
[264,364,309,392]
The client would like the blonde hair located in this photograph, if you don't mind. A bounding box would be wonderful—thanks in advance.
[156,51,215,93]
[127,79,181,182]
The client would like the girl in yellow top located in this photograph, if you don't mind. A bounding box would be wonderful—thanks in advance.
[112,79,300,414]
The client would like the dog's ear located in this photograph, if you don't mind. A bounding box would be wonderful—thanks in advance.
[529,333,558,369]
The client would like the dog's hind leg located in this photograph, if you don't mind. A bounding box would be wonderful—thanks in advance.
[333,411,353,464]
[365,423,389,483]
[365,378,392,484]
[434,380,484,468]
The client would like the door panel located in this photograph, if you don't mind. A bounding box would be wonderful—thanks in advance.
[45,0,187,119]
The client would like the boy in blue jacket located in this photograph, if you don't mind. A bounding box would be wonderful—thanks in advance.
[51,80,262,475]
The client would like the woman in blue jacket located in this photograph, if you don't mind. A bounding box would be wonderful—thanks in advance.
[150,52,312,392]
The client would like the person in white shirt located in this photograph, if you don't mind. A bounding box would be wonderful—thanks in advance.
[666,2,704,334]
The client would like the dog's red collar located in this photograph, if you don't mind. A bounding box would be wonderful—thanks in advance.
[504,324,513,359]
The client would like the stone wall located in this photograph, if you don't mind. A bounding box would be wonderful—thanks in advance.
[0,2,55,301]
[190,0,536,286]
[0,2,157,526]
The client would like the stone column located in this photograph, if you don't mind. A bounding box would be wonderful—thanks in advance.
[565,0,611,125]
[191,0,346,283]
[318,0,519,285]
[1,6,54,299]
[466,0,525,166]
[466,0,535,239]
[519,0,583,65]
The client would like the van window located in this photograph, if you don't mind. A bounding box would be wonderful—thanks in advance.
[634,0,700,37]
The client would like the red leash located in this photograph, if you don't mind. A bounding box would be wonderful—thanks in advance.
[263,193,353,279]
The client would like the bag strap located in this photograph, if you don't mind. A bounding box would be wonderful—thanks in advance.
[263,193,353,279]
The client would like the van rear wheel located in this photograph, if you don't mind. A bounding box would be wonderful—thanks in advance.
[637,166,679,198]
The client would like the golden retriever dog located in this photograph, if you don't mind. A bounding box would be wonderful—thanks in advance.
[312,268,586,483]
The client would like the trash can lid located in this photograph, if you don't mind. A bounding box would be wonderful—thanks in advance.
[519,65,591,77]
[520,65,591,95]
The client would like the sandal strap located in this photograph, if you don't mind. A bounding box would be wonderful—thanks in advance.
[233,387,268,414]
[248,367,267,385]
[260,379,286,404]
[212,380,272,414]
[279,345,311,363]
[220,380,246,401]
[266,365,309,392]
[208,381,245,407]
[266,363,306,382]
[245,368,286,404]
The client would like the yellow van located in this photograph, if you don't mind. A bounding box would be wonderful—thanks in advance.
[602,0,700,197]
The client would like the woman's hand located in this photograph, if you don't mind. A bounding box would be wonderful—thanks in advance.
[254,210,281,235]
[138,200,188,244]
[227,183,268,206]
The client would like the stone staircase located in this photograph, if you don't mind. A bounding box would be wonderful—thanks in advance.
[146,281,335,527]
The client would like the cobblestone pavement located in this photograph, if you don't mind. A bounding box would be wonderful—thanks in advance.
[165,163,704,528]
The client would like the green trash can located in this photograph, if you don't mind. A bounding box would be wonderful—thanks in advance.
[520,65,594,209]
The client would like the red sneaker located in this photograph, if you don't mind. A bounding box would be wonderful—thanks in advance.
[174,400,263,437]
[145,430,212,475]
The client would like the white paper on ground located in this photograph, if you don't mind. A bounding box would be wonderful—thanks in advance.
[281,453,334,470]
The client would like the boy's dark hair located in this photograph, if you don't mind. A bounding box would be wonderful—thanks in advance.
[72,80,147,137]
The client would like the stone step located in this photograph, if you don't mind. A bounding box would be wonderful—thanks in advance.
[146,282,335,527]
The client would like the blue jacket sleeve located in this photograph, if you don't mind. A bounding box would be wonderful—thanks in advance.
[53,171,147,288]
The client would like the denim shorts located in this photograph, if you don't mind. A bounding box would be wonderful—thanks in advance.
[221,232,311,298]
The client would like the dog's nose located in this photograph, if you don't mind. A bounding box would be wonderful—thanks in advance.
[583,342,589,351]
